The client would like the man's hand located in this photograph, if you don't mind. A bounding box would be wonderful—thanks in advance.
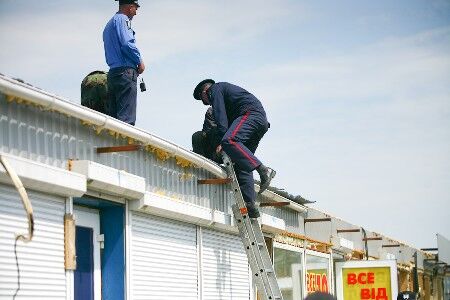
[137,62,145,74]
[216,145,222,153]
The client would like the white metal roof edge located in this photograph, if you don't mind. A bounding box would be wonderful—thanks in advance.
[0,152,86,197]
[0,74,227,179]
[70,160,146,200]
[130,191,286,234]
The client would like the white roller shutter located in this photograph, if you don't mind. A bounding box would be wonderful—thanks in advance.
[202,228,250,300]
[130,212,198,300]
[0,184,66,299]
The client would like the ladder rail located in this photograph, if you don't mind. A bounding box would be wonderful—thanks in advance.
[232,205,282,299]
[222,153,284,300]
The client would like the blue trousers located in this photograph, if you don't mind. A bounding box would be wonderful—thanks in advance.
[107,67,137,126]
[221,111,269,204]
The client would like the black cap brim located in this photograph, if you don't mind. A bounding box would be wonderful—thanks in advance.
[193,79,215,100]
[118,0,140,7]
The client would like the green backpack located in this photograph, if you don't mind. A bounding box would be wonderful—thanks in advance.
[81,71,108,114]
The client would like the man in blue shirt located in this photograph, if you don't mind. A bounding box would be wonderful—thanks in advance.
[193,79,276,218]
[103,0,145,125]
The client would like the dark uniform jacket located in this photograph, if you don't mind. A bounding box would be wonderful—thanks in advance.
[208,82,267,143]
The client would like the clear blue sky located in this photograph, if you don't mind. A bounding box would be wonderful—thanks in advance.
[1,0,449,249]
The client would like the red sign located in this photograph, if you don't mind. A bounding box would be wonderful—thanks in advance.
[306,270,329,293]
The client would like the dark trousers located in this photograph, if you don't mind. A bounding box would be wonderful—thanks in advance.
[107,67,137,125]
[221,111,269,204]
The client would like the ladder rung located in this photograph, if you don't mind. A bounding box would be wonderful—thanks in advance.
[255,267,275,274]
[245,241,264,249]
[197,178,232,185]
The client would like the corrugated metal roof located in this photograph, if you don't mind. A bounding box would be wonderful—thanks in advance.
[0,90,232,210]
[0,74,302,214]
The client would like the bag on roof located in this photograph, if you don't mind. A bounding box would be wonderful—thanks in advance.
[81,70,108,114]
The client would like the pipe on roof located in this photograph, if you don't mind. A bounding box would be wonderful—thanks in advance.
[255,184,307,213]
[0,75,227,178]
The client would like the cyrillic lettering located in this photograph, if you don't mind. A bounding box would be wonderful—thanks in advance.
[376,288,388,300]
[361,288,371,299]
[367,272,375,284]
[347,273,357,285]
[321,274,329,292]
[358,272,367,284]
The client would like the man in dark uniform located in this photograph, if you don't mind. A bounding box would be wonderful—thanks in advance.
[193,79,276,218]
[192,107,222,163]
[103,0,145,125]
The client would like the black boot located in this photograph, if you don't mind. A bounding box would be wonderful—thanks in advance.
[257,164,276,194]
[246,202,260,218]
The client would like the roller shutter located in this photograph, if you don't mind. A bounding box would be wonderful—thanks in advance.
[0,184,66,299]
[130,212,198,300]
[201,228,250,300]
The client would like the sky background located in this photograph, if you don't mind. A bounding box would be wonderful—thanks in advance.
[0,0,449,249]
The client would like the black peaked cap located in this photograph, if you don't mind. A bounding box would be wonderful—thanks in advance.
[193,79,215,100]
[117,0,140,7]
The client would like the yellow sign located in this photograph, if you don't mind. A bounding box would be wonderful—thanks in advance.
[306,269,329,293]
[342,267,392,300]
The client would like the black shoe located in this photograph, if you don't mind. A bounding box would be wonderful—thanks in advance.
[246,202,260,218]
[258,167,276,194]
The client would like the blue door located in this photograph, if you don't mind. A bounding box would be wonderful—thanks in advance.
[75,226,94,300]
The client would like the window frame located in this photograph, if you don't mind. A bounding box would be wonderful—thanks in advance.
[273,242,305,300]
[304,249,333,295]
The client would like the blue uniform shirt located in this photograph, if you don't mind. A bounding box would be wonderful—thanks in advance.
[208,82,267,142]
[103,13,142,69]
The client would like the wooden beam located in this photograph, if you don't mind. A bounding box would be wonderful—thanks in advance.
[64,214,76,270]
[382,244,401,248]
[421,248,438,251]
[96,144,142,154]
[197,178,232,185]
[337,229,361,233]
[304,217,332,223]
[362,237,383,241]
[259,202,290,208]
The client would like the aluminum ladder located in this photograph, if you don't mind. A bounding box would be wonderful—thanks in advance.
[222,153,283,300]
